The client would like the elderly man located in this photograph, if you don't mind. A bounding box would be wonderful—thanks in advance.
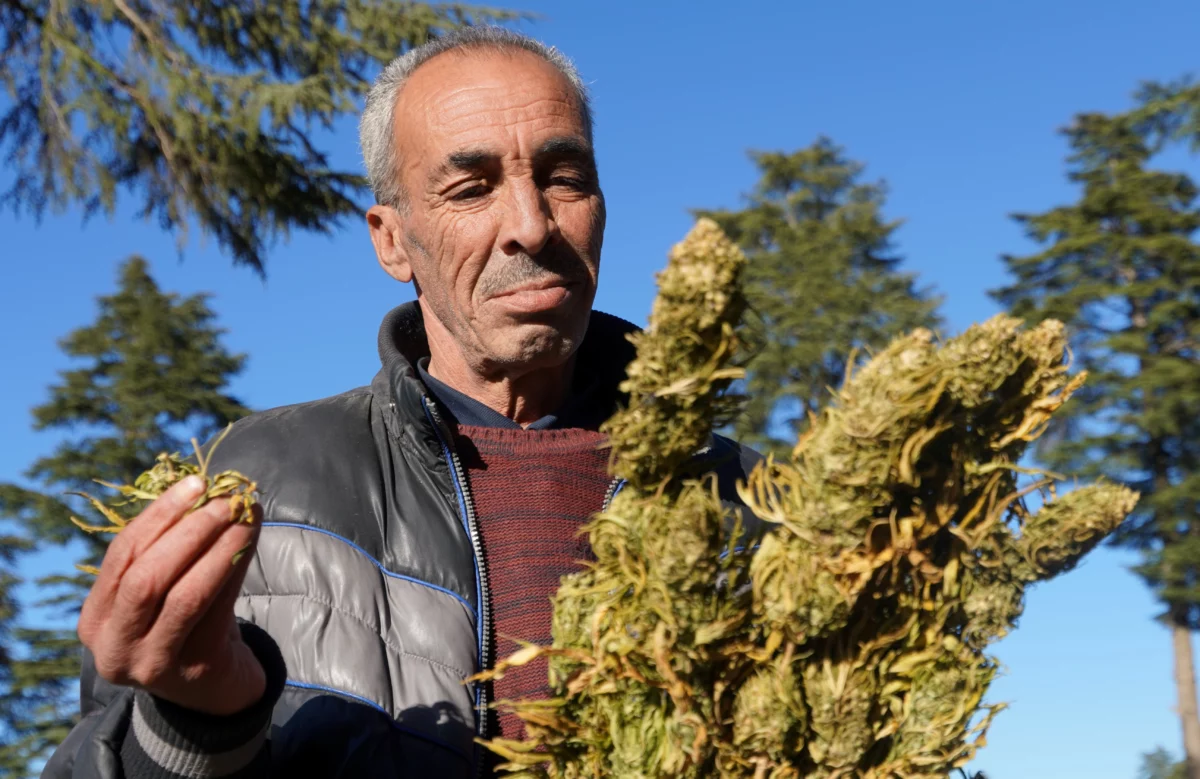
[44,27,760,779]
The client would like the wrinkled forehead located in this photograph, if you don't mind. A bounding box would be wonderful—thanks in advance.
[392,48,590,164]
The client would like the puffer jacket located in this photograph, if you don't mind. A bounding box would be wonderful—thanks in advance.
[42,302,764,779]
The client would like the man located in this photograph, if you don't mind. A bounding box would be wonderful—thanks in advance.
[43,26,760,779]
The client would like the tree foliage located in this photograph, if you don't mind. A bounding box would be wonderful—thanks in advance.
[0,534,34,778]
[0,257,250,776]
[991,111,1200,625]
[695,139,942,455]
[1129,78,1200,154]
[0,0,520,274]
[992,93,1200,779]
[1141,747,1188,779]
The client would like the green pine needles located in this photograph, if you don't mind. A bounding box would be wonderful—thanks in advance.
[472,218,1137,779]
[1,1,519,274]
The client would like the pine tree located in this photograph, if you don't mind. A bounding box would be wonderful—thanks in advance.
[0,534,34,778]
[1129,77,1200,153]
[1,624,78,779]
[0,1,520,275]
[695,138,942,454]
[1141,747,1188,779]
[0,257,251,776]
[992,112,1200,779]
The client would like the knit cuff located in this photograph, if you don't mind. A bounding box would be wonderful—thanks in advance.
[120,622,286,778]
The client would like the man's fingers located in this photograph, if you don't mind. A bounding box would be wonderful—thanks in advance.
[80,476,207,641]
[104,497,234,643]
[203,505,262,627]
[149,519,259,658]
[92,477,207,589]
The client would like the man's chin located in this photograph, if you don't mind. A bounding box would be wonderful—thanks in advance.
[478,314,590,370]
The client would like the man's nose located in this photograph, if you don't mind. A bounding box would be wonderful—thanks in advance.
[497,178,558,257]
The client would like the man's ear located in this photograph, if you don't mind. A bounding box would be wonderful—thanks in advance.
[367,205,414,283]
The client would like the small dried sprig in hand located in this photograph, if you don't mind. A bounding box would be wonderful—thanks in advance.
[70,426,258,574]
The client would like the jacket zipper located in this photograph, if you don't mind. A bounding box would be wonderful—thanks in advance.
[421,398,492,773]
[601,477,624,512]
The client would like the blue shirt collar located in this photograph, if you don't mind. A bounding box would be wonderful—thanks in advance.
[416,358,603,431]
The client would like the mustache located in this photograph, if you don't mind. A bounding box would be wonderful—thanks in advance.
[476,246,589,298]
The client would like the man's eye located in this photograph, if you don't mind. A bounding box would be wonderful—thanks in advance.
[451,185,490,201]
[550,176,587,190]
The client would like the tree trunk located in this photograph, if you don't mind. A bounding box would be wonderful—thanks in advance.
[1172,613,1200,779]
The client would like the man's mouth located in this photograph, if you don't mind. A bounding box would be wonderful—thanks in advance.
[489,277,578,313]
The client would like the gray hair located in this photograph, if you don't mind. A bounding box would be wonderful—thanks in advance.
[359,26,594,209]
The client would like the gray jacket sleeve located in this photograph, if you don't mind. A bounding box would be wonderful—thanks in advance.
[40,622,286,779]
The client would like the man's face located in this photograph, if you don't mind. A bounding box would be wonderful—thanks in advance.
[368,48,605,375]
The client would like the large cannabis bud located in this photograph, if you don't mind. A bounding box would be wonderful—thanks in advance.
[475,218,1137,778]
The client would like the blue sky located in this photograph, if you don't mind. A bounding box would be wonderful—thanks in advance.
[2,1,1198,775]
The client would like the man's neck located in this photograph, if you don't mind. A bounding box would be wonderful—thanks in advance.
[419,305,575,427]
[426,355,573,428]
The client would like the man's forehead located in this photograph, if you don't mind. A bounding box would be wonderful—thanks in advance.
[394,48,587,153]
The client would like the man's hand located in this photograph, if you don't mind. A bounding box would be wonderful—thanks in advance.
[78,475,266,716]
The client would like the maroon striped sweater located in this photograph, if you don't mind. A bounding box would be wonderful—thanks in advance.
[454,424,612,742]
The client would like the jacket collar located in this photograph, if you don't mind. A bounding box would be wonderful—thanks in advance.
[374,301,640,443]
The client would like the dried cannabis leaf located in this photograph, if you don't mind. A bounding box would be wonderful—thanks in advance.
[472,217,1138,778]
[70,425,259,573]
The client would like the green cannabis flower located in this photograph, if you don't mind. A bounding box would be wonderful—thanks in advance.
[473,217,1138,778]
